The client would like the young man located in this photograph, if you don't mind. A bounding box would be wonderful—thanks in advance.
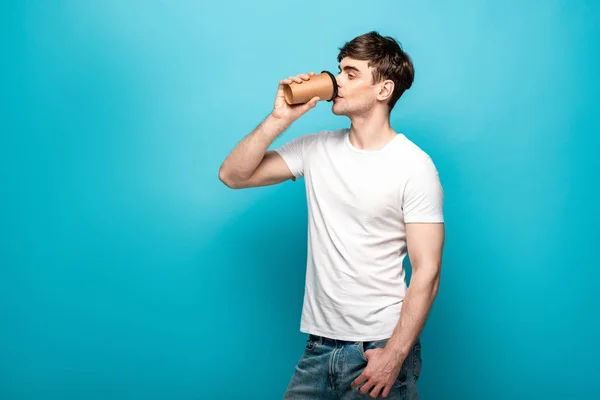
[219,31,444,399]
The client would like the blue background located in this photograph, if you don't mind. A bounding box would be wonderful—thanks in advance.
[1,1,598,399]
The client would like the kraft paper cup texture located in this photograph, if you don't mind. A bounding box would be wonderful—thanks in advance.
[283,71,338,105]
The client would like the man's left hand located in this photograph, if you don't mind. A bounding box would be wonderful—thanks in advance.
[351,347,405,398]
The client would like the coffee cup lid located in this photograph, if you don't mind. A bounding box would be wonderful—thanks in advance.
[321,70,338,101]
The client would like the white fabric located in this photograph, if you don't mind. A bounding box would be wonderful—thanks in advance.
[273,128,444,341]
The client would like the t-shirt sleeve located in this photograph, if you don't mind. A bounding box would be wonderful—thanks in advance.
[402,156,445,223]
[272,133,318,180]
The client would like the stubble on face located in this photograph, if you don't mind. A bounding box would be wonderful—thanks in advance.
[332,58,378,117]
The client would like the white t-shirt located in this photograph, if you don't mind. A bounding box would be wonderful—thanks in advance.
[274,128,444,341]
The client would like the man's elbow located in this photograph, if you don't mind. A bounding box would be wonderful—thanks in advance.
[218,167,242,189]
[412,261,442,292]
[431,271,441,294]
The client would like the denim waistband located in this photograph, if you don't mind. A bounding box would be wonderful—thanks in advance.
[309,334,362,346]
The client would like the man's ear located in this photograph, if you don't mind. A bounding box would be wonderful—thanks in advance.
[377,79,395,102]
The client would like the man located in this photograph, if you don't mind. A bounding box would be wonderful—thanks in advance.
[219,31,444,399]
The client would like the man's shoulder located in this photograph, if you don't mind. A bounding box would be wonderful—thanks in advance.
[311,127,348,139]
[294,128,348,146]
[396,134,433,159]
[273,128,347,156]
[395,134,439,173]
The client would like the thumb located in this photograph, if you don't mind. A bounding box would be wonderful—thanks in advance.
[364,349,373,360]
[301,96,320,112]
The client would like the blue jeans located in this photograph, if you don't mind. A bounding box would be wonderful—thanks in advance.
[283,334,422,399]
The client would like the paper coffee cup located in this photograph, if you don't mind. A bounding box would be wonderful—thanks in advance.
[283,71,338,105]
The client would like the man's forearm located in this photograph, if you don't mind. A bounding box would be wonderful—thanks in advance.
[385,265,441,360]
[219,114,290,183]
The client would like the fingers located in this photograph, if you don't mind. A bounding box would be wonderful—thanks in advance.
[293,72,314,83]
[359,379,375,395]
[300,96,320,112]
[351,372,368,389]
[275,82,285,98]
[381,385,392,398]
[280,72,315,85]
[369,383,384,399]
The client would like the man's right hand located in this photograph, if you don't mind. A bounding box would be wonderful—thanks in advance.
[219,72,319,189]
[271,72,320,124]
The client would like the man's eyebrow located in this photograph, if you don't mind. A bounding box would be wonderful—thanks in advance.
[338,65,361,73]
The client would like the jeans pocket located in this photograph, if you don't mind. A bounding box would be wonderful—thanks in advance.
[356,342,367,362]
[365,338,389,351]
[358,338,389,362]
[393,368,408,388]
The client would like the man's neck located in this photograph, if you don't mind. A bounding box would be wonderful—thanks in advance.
[348,108,397,151]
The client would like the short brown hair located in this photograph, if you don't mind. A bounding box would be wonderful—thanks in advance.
[337,31,414,111]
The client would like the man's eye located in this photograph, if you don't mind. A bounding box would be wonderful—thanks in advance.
[348,74,355,79]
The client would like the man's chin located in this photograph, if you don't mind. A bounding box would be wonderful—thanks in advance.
[331,105,347,116]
